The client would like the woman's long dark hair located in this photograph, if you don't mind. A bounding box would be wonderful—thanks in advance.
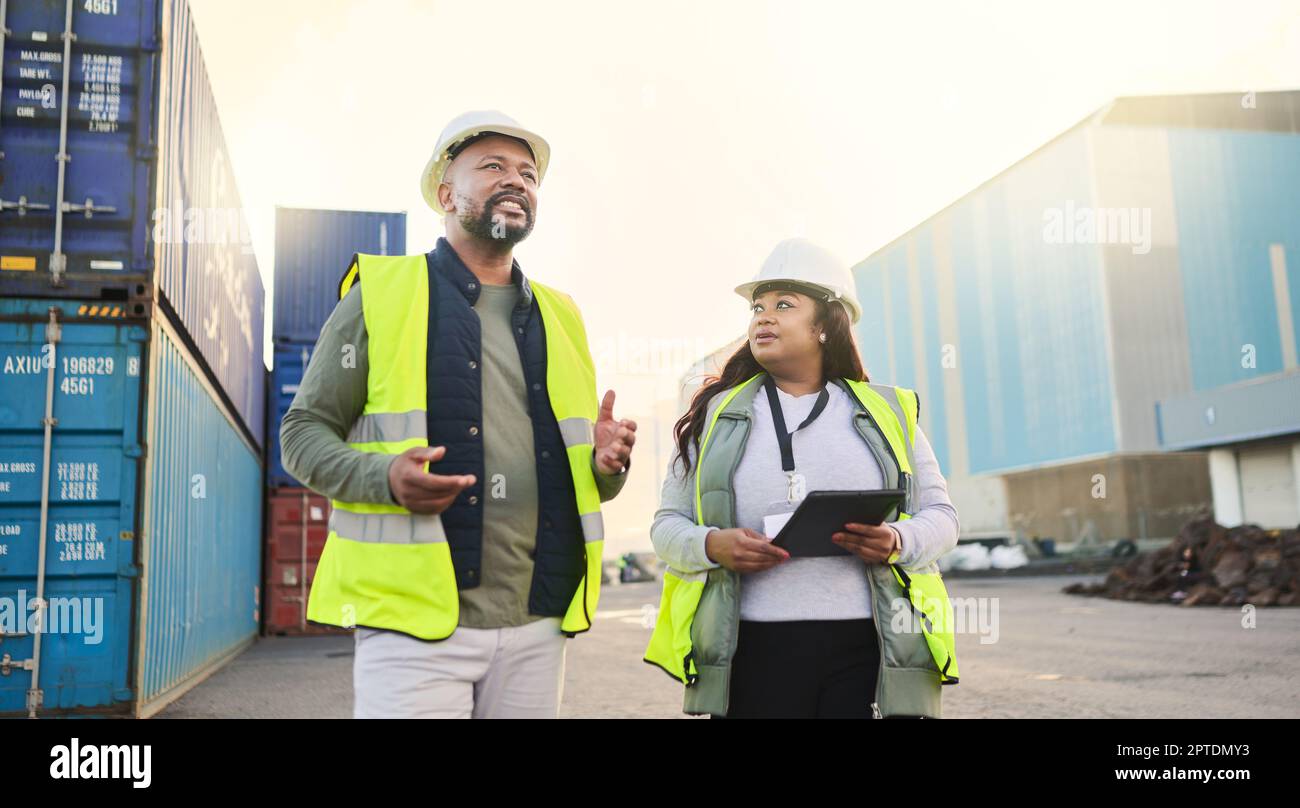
[673,296,868,475]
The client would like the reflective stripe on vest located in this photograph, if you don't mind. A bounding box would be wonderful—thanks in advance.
[306,254,604,640]
[328,509,448,544]
[346,410,426,445]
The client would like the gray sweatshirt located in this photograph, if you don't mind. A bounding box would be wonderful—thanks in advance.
[650,381,960,621]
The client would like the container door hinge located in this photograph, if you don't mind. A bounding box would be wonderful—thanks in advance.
[62,198,117,218]
[0,196,52,215]
[0,653,35,676]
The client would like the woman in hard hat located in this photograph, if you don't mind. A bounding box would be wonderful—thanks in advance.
[645,237,960,718]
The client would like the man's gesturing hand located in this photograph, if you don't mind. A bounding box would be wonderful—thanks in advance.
[387,446,475,514]
[594,389,636,475]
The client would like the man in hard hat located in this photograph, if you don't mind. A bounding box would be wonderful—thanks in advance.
[281,110,636,718]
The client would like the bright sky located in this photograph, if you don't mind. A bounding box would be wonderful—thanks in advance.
[187,0,1299,548]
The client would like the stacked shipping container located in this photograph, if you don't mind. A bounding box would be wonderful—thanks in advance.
[0,0,265,716]
[262,207,404,635]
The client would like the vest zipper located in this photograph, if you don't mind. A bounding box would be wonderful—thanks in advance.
[706,410,750,703]
[866,562,886,718]
[724,412,750,703]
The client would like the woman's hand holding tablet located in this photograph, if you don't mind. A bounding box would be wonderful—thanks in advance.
[771,489,906,558]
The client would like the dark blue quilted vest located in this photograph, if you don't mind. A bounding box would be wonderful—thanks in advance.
[422,237,586,616]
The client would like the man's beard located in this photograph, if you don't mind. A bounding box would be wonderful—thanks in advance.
[457,191,535,247]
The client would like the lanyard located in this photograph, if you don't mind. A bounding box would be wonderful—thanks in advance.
[765,377,829,473]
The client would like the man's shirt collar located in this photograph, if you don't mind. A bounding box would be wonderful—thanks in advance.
[431,236,533,310]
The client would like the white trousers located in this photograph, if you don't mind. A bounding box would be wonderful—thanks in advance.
[352,617,567,718]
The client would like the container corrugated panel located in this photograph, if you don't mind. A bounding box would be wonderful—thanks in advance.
[0,297,261,717]
[262,487,344,635]
[151,0,265,449]
[137,313,261,714]
[0,299,145,715]
[273,207,406,343]
[265,487,329,563]
[1,0,266,451]
[266,341,313,488]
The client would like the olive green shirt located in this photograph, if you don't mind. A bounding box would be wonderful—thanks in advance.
[280,279,628,629]
[461,281,541,627]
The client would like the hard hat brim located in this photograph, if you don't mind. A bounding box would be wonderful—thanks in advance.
[421,124,551,214]
[735,279,862,324]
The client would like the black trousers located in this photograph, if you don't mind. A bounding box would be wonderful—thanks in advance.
[715,617,881,719]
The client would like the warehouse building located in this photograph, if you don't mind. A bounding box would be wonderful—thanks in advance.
[851,91,1300,542]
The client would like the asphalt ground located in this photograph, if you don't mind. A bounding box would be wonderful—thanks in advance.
[158,574,1300,718]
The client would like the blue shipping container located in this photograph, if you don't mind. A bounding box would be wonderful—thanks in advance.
[0,0,266,450]
[273,207,406,344]
[266,340,313,488]
[0,298,262,717]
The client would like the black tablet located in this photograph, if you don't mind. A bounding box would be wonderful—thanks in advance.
[771,489,906,558]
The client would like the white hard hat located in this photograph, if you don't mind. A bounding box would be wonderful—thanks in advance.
[735,238,862,324]
[420,110,551,214]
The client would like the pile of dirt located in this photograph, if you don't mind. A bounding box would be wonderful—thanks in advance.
[1064,516,1300,606]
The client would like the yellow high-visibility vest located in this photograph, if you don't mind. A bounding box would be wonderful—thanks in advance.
[644,373,958,716]
[307,254,604,639]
